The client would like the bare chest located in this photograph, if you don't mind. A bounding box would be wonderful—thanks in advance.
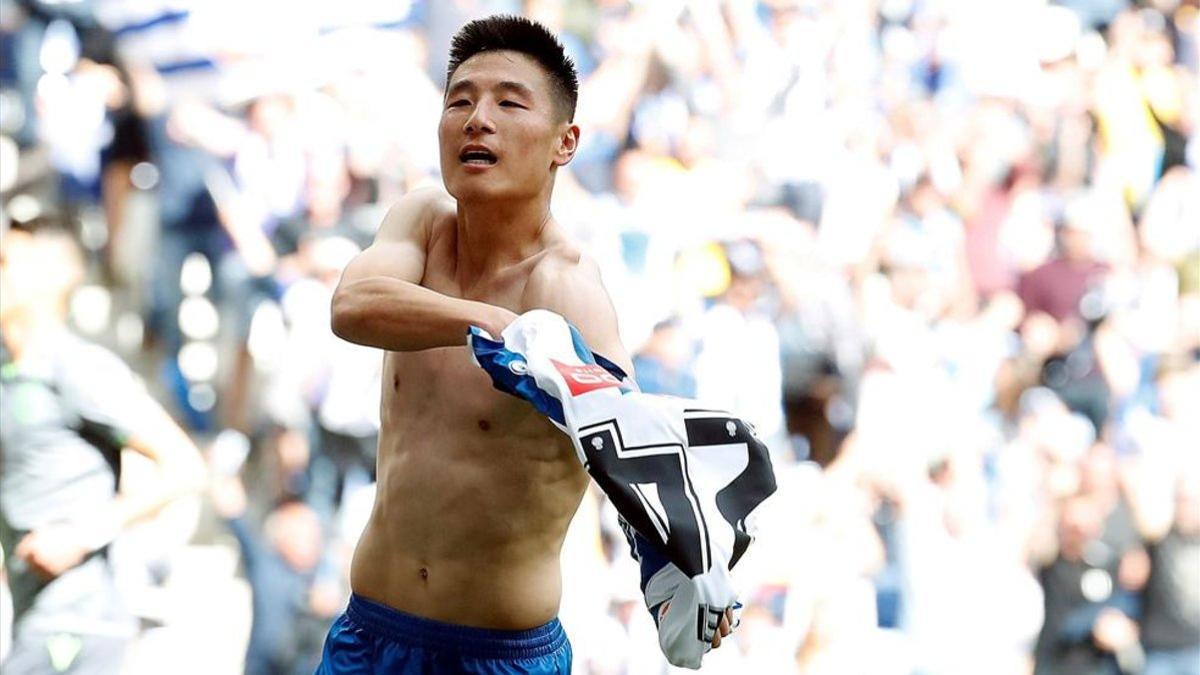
[385,347,549,436]
[383,243,552,443]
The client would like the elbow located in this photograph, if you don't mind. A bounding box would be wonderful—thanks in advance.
[330,285,365,342]
[176,444,209,496]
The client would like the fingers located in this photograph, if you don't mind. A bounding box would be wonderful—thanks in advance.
[13,534,51,579]
[27,559,54,581]
[710,608,734,648]
[14,533,34,560]
[16,538,46,576]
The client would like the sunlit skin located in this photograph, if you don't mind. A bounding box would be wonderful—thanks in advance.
[337,48,733,644]
[341,50,613,630]
[439,51,575,206]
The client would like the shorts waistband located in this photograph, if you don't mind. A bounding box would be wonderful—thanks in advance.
[346,594,567,659]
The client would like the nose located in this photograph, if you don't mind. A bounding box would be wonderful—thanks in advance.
[464,102,495,135]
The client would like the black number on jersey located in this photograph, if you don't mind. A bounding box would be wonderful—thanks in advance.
[578,412,776,577]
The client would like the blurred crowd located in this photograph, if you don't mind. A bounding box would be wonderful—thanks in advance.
[1,0,1199,673]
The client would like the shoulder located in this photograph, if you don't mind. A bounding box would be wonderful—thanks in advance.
[393,185,455,214]
[530,244,587,279]
[525,245,605,302]
[523,246,633,372]
[378,186,456,241]
[60,333,129,373]
[57,333,139,395]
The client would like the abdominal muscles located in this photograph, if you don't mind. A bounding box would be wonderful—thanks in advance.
[348,348,588,629]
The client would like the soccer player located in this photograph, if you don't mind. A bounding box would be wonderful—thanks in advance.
[317,15,730,674]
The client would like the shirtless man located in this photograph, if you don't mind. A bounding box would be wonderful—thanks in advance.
[316,16,729,674]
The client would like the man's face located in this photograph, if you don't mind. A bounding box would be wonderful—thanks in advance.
[0,230,82,321]
[1059,496,1103,558]
[439,50,576,202]
[0,231,40,320]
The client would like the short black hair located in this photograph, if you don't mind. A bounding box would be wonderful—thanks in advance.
[446,15,578,122]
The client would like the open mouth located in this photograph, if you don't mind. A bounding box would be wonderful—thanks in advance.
[459,148,498,165]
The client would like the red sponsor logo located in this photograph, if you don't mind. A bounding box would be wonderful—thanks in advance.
[551,359,623,396]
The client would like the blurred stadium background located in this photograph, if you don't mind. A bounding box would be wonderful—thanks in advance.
[1,0,1198,673]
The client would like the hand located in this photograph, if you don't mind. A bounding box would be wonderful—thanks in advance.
[15,525,93,581]
[1020,312,1060,362]
[710,608,734,649]
[276,428,310,475]
[1118,548,1151,591]
[308,581,344,618]
[210,474,248,519]
[1093,608,1139,653]
[475,304,519,340]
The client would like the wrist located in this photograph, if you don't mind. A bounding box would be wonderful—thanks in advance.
[477,303,519,340]
[463,301,502,339]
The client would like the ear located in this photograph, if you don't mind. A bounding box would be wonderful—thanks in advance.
[552,124,580,168]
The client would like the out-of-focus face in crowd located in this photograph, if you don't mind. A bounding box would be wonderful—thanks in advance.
[1058,494,1105,561]
[265,500,324,572]
[1174,465,1200,535]
[0,227,83,321]
[246,93,294,140]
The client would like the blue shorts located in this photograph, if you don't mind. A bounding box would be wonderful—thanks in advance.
[316,594,572,674]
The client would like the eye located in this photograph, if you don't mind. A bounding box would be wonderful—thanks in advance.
[447,99,470,108]
[499,100,525,109]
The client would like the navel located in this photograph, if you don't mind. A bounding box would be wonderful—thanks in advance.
[477,419,491,432]
[419,567,429,581]
[392,374,400,391]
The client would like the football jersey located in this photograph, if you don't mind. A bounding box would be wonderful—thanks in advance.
[469,310,777,668]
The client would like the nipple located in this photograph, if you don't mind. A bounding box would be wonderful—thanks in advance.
[477,419,491,432]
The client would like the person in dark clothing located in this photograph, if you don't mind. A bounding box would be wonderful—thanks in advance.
[211,472,340,675]
[1034,492,1145,675]
[1126,446,1200,675]
[632,317,697,398]
[1020,203,1113,433]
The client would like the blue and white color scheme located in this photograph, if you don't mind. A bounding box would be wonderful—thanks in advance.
[469,310,777,669]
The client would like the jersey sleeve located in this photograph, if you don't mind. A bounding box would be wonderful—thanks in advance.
[56,341,146,451]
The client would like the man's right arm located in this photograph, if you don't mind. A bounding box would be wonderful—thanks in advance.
[330,188,514,351]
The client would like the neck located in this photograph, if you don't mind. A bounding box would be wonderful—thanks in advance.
[1,308,65,361]
[454,192,554,284]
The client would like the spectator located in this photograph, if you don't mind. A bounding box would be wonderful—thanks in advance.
[0,222,205,673]
[1033,491,1144,675]
[693,240,790,462]
[1122,357,1200,675]
[631,316,696,397]
[1017,199,1110,326]
[210,470,339,675]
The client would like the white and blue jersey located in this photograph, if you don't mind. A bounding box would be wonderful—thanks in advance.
[469,310,777,669]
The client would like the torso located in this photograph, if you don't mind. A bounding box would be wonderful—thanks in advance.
[1141,529,1200,650]
[349,209,590,629]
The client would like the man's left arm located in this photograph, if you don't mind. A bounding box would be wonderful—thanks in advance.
[523,251,635,378]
